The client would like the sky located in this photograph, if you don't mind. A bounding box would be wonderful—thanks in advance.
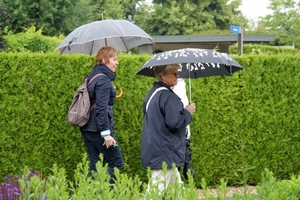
[239,0,273,20]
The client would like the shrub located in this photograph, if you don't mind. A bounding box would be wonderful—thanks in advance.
[0,154,199,199]
[1,159,300,199]
[0,170,42,200]
[229,44,298,55]
[4,26,62,53]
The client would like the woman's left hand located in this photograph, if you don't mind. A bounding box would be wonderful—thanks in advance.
[103,135,117,148]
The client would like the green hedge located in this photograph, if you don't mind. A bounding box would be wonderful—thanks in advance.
[229,44,298,55]
[0,52,300,187]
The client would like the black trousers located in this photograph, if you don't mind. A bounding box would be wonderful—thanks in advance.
[81,131,124,184]
[183,139,195,180]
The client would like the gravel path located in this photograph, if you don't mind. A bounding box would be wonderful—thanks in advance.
[198,185,258,199]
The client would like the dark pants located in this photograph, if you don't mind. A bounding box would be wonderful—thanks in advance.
[183,139,195,180]
[81,131,124,184]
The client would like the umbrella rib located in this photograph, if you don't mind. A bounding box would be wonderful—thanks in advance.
[90,41,94,56]
[120,37,129,52]
[109,20,129,51]
[60,46,67,55]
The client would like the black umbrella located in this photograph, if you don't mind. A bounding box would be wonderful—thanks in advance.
[137,48,243,78]
[137,48,243,101]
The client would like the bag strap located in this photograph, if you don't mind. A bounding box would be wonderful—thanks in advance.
[146,87,168,113]
[87,73,104,86]
[86,73,104,110]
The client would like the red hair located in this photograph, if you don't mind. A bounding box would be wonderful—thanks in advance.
[94,46,118,66]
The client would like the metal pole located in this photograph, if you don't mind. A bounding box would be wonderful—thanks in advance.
[188,63,192,103]
[238,27,243,56]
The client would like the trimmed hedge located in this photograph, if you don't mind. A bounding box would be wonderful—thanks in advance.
[0,52,300,187]
[229,44,298,55]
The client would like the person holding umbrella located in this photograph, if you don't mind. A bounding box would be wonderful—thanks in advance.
[141,63,196,192]
[80,46,124,184]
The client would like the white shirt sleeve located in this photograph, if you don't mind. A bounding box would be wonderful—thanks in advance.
[172,78,191,139]
[172,78,189,107]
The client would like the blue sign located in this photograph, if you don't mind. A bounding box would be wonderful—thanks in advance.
[230,25,241,34]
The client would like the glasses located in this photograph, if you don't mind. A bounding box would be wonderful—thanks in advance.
[168,72,179,77]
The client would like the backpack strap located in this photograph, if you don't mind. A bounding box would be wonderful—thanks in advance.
[86,73,104,110]
[145,87,168,113]
[87,73,104,86]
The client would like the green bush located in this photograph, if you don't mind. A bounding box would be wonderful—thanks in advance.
[3,26,62,53]
[0,154,199,200]
[0,52,300,188]
[2,159,300,199]
[2,26,140,54]
[229,44,298,55]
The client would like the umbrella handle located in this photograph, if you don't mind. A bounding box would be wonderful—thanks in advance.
[116,88,123,98]
[112,82,123,98]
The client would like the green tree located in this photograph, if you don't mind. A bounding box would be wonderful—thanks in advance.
[134,0,247,35]
[88,0,141,21]
[260,0,300,47]
[0,4,11,50]
[0,0,94,36]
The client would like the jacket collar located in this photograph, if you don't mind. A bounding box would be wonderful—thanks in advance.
[93,64,116,80]
[153,81,172,90]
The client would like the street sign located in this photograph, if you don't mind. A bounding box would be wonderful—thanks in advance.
[229,25,243,55]
[230,25,241,34]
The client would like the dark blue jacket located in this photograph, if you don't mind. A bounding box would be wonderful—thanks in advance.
[141,81,192,169]
[80,64,116,134]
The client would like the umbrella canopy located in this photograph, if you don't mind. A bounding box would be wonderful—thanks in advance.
[137,48,243,78]
[56,19,154,55]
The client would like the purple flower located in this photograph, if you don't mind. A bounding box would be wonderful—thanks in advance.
[8,189,12,200]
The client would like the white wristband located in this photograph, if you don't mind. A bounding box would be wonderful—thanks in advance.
[101,130,111,137]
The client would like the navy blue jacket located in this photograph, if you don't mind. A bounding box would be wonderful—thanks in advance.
[80,64,116,134]
[141,81,192,169]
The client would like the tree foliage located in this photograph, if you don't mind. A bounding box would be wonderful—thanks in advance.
[2,0,298,49]
[0,4,11,50]
[87,0,141,21]
[134,0,247,35]
[260,0,300,47]
[0,0,95,36]
[0,0,144,36]
[0,0,249,37]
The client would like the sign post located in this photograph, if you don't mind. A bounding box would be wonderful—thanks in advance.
[230,25,243,55]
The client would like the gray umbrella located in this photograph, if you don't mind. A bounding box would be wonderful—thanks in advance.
[56,19,154,55]
[137,48,243,102]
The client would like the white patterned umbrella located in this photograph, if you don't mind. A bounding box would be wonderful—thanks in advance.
[137,48,243,78]
[137,48,243,102]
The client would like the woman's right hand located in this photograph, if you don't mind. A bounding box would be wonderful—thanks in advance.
[103,135,117,148]
[185,103,196,114]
